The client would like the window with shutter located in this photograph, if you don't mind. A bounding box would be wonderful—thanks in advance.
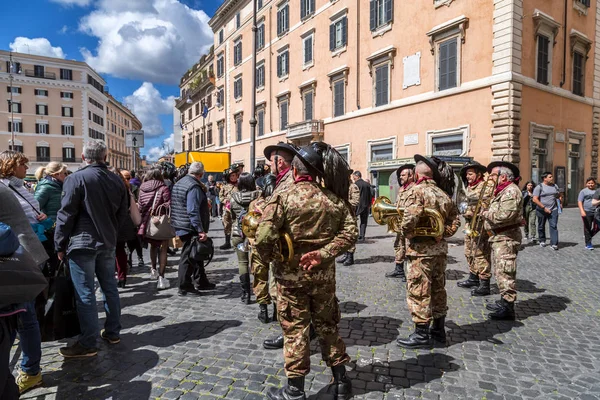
[303,90,313,121]
[303,35,313,66]
[258,109,265,136]
[537,35,550,85]
[374,64,389,106]
[573,52,584,96]
[438,37,457,91]
[236,115,243,141]
[370,0,392,31]
[218,122,224,146]
[280,100,288,130]
[333,79,345,117]
[258,24,265,50]
[236,13,241,29]
[278,4,289,36]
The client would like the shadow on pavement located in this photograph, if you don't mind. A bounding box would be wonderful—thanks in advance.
[515,279,546,293]
[119,314,165,330]
[353,255,396,265]
[339,301,368,314]
[338,316,402,347]
[444,294,570,346]
[121,293,173,309]
[446,268,467,280]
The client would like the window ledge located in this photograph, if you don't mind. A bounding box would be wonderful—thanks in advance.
[371,23,392,38]
[573,1,588,16]
[301,13,315,23]
[277,31,289,39]
[279,75,289,82]
[302,62,314,71]
[331,46,347,58]
[235,97,242,103]
[257,87,265,93]
[434,0,455,8]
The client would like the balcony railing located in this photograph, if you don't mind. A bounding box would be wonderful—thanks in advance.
[286,120,324,140]
[33,156,77,163]
[24,70,56,80]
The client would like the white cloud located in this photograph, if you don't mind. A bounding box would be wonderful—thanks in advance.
[49,0,92,6]
[146,133,174,161]
[79,0,213,84]
[9,37,66,59]
[123,82,176,138]
[59,25,69,34]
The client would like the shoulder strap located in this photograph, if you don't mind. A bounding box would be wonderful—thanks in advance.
[150,190,160,216]
[6,183,41,215]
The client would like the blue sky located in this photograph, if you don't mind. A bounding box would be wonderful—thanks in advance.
[0,0,221,159]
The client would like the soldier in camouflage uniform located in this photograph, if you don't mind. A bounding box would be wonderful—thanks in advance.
[482,161,523,320]
[219,165,241,250]
[396,155,460,349]
[256,142,356,400]
[457,161,494,296]
[336,179,360,266]
[386,163,415,281]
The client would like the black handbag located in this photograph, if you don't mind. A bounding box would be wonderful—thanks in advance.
[190,236,214,264]
[0,246,48,305]
[41,259,81,341]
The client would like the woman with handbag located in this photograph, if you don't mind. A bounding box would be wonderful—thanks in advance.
[109,167,142,288]
[230,173,261,304]
[0,150,48,395]
[138,168,172,290]
[119,169,145,269]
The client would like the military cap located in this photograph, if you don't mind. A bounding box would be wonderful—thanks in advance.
[414,155,441,183]
[263,142,298,160]
[395,163,415,182]
[487,161,520,179]
[459,161,487,183]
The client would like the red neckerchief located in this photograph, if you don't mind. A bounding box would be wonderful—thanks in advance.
[415,176,433,185]
[494,181,512,196]
[468,177,483,188]
[402,181,413,190]
[276,167,290,186]
[294,175,313,183]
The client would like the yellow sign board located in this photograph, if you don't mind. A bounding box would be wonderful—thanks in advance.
[174,151,231,172]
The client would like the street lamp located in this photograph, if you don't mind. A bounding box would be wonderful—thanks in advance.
[249,0,258,169]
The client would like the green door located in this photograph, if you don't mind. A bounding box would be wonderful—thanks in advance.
[377,171,391,199]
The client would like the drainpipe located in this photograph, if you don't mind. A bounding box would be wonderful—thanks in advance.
[356,0,361,110]
[560,0,568,87]
[268,6,273,132]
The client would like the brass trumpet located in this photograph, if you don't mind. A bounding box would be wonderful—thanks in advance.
[242,211,295,263]
[372,196,445,238]
[463,176,497,238]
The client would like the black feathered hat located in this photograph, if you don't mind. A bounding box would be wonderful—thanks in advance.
[263,142,298,160]
[295,144,325,176]
[414,155,441,183]
[487,161,520,179]
[460,161,487,184]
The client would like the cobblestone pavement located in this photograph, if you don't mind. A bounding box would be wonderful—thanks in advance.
[13,208,600,399]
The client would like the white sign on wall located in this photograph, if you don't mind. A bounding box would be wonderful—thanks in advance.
[403,52,421,89]
[404,133,419,146]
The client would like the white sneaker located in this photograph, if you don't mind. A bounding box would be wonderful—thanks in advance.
[150,269,159,280]
[157,276,170,290]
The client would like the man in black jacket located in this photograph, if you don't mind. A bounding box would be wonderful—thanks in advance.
[171,162,213,296]
[55,139,128,358]
[352,171,373,242]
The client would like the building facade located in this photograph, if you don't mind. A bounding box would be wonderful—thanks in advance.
[106,93,142,171]
[0,50,142,174]
[176,46,217,154]
[207,0,599,205]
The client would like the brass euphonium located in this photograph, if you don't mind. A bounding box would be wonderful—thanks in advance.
[242,211,295,263]
[463,176,497,238]
[372,196,445,238]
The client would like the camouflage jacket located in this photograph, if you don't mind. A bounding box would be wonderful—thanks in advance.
[400,179,460,257]
[220,183,238,205]
[464,179,494,220]
[483,182,523,243]
[255,181,358,286]
[348,183,360,214]
[274,168,294,195]
[396,182,415,207]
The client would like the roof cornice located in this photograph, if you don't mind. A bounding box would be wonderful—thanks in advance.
[208,0,245,30]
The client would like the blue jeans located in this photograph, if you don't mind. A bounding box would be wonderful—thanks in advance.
[10,301,41,375]
[68,248,121,349]
[537,208,559,246]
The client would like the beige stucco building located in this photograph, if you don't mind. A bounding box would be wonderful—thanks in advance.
[106,93,142,171]
[202,0,599,204]
[0,50,142,174]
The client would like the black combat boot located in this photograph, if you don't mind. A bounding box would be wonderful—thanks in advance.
[457,273,479,289]
[263,333,284,349]
[258,304,270,323]
[267,377,306,400]
[358,224,367,242]
[342,252,354,266]
[325,365,352,400]
[219,234,232,250]
[243,272,252,304]
[385,262,406,281]
[430,317,446,344]
[471,279,490,296]
[485,299,504,311]
[336,252,349,264]
[239,275,248,303]
[272,302,278,322]
[488,298,515,320]
[396,324,432,349]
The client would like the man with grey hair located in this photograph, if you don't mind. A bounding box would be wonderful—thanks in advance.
[171,162,213,296]
[481,161,523,320]
[55,139,128,357]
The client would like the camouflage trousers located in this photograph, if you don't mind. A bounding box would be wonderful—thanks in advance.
[406,255,447,324]
[464,233,491,280]
[491,239,519,303]
[277,281,350,378]
[393,233,406,263]
[222,208,232,235]
[252,252,277,304]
